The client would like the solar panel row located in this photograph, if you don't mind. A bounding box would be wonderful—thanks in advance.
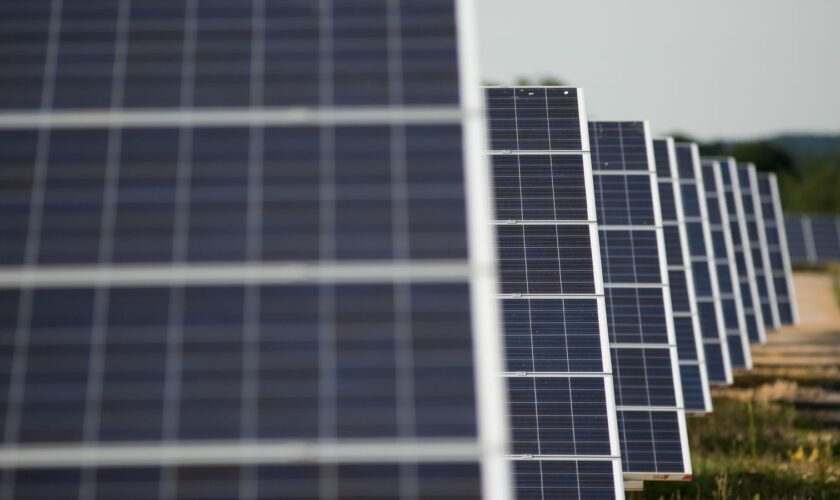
[757,174,799,325]
[699,160,751,369]
[736,164,781,332]
[652,138,711,414]
[485,87,625,499]
[673,144,733,385]
[715,158,767,342]
[589,122,691,480]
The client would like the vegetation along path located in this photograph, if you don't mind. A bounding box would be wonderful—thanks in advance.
[632,271,840,499]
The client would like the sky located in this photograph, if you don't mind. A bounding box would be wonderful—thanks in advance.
[478,0,840,141]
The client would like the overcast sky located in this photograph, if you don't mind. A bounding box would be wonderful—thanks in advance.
[478,0,840,140]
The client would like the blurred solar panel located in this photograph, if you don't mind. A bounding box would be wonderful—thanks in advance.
[783,214,813,264]
[486,87,624,498]
[736,163,780,331]
[784,214,840,265]
[757,173,799,325]
[652,138,711,414]
[699,159,751,369]
[810,215,840,262]
[590,122,691,480]
[673,144,733,385]
[0,2,514,498]
[716,158,766,343]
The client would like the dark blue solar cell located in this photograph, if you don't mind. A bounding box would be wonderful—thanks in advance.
[515,460,617,500]
[487,87,582,152]
[508,377,611,456]
[696,301,721,340]
[685,223,707,259]
[611,348,677,407]
[784,215,808,262]
[674,145,697,180]
[662,226,684,265]
[502,299,603,373]
[492,154,588,221]
[811,216,840,260]
[589,122,649,171]
[652,139,672,178]
[496,225,595,295]
[593,174,655,225]
[679,364,707,412]
[679,185,701,218]
[668,270,691,312]
[617,410,684,473]
[704,342,727,383]
[599,230,662,284]
[658,179,678,222]
[604,288,669,344]
[673,317,700,360]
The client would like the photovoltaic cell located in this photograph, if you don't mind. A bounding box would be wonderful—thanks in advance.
[699,160,751,369]
[486,87,624,498]
[673,144,733,385]
[0,1,513,498]
[737,163,781,331]
[590,122,691,480]
[757,173,799,325]
[716,158,766,344]
[652,138,711,414]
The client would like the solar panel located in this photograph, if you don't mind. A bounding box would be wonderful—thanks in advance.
[485,87,625,498]
[699,159,751,369]
[589,122,691,480]
[716,158,766,344]
[0,2,514,498]
[783,214,813,264]
[736,163,781,331]
[810,215,840,262]
[652,138,711,414]
[673,144,733,385]
[757,173,799,325]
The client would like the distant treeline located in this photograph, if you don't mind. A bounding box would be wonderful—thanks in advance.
[675,134,840,214]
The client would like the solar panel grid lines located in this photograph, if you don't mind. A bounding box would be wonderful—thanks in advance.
[0,1,518,498]
[698,159,752,370]
[652,137,712,415]
[672,143,734,386]
[589,121,692,481]
[484,86,626,499]
[757,173,800,325]
[738,163,782,332]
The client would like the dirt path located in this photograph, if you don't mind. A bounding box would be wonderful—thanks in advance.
[735,271,840,425]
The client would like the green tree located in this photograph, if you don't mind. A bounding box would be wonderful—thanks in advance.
[727,141,797,177]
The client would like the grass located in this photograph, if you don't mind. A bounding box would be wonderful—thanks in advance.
[831,264,840,309]
[627,396,840,499]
